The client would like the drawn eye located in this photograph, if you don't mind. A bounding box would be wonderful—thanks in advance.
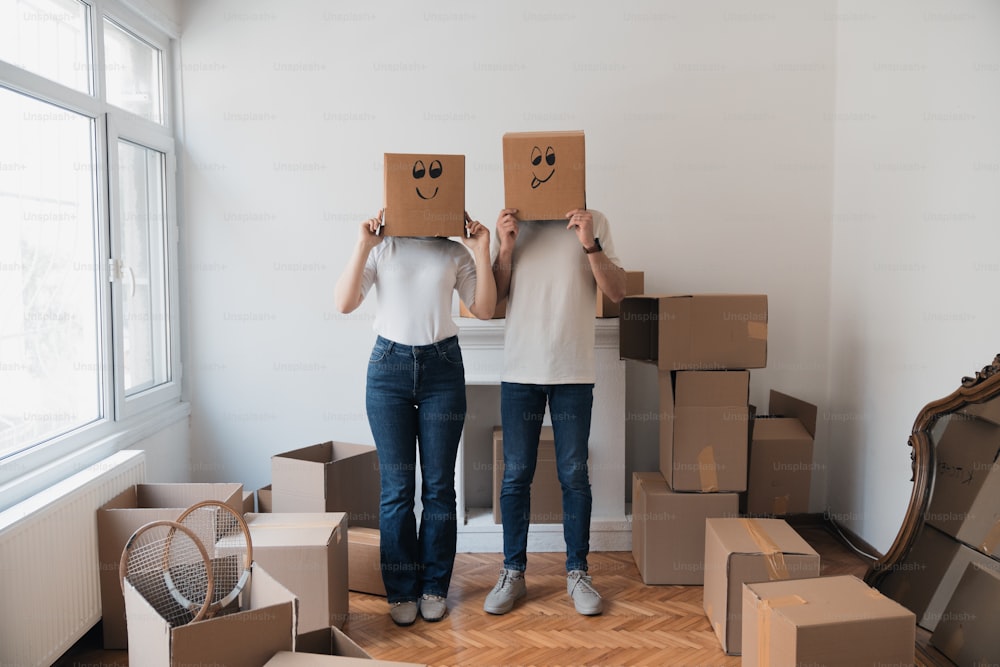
[531,146,542,166]
[545,146,556,166]
[429,160,443,178]
[412,160,426,179]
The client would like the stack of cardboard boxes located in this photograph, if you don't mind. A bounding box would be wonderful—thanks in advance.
[620,294,916,663]
[621,294,768,588]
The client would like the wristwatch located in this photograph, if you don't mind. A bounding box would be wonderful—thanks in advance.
[583,237,602,254]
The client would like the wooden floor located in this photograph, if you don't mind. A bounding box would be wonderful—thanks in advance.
[55,522,940,667]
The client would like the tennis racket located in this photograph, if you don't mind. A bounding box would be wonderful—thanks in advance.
[175,500,253,618]
[119,519,215,626]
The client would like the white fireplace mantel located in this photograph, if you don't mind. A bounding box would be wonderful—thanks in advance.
[454,317,631,553]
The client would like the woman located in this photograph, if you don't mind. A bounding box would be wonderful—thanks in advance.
[334,209,496,625]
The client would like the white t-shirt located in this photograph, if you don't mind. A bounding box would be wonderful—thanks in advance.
[492,210,622,384]
[361,237,477,346]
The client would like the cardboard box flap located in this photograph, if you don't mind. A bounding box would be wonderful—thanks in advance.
[136,483,244,512]
[266,651,428,666]
[123,563,296,666]
[296,626,373,659]
[751,417,813,442]
[245,512,346,547]
[767,391,818,438]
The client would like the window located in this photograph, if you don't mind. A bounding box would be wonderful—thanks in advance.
[0,0,179,503]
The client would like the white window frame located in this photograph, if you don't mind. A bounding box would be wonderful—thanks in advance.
[0,0,184,510]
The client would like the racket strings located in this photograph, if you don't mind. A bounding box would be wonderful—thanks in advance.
[122,523,212,627]
[178,504,251,611]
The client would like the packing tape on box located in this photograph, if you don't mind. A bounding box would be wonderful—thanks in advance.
[757,594,807,667]
[742,518,790,580]
[771,495,790,516]
[747,321,767,341]
[980,518,1000,555]
[697,447,720,492]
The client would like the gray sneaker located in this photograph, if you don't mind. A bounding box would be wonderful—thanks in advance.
[389,600,418,626]
[483,568,526,615]
[567,570,603,615]
[420,594,447,622]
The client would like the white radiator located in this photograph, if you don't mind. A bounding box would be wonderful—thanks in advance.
[0,450,145,667]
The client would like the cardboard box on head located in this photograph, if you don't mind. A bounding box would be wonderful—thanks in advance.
[383,153,465,237]
[503,131,585,221]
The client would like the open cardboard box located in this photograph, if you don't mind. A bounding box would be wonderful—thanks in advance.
[97,482,245,648]
[746,390,819,516]
[271,442,380,528]
[123,562,296,667]
[619,294,768,371]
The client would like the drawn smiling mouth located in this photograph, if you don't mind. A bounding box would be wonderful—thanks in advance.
[530,170,555,189]
[416,187,439,200]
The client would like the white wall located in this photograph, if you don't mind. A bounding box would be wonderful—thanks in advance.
[828,0,1000,551]
[176,2,836,503]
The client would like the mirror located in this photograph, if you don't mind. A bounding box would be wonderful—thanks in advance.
[864,354,1000,666]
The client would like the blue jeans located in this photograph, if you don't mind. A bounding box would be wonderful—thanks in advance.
[499,382,594,573]
[366,335,466,603]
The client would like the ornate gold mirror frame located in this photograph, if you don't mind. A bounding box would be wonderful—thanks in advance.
[863,353,1000,665]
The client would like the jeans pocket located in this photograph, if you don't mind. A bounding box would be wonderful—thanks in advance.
[441,343,464,366]
[369,344,390,363]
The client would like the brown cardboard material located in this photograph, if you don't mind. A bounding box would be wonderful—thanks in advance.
[659,370,751,492]
[502,130,585,221]
[97,482,244,648]
[596,271,645,318]
[296,625,372,658]
[930,562,1000,665]
[123,562,295,667]
[348,527,386,596]
[271,441,380,528]
[747,390,819,516]
[925,410,1000,555]
[742,575,915,667]
[619,294,768,370]
[878,522,1000,631]
[265,651,428,666]
[631,472,739,584]
[244,512,349,632]
[383,153,465,237]
[703,517,821,655]
[257,484,273,513]
[492,426,562,524]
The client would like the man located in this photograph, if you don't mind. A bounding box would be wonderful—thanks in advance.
[484,206,626,616]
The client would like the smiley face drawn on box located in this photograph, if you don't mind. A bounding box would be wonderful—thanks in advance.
[383,153,465,237]
[530,145,557,189]
[503,131,585,221]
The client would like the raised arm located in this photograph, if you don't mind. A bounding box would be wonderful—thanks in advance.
[334,211,383,314]
[492,208,519,302]
[461,213,497,319]
[567,208,627,303]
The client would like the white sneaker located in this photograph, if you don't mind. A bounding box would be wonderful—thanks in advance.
[567,570,603,615]
[483,568,526,615]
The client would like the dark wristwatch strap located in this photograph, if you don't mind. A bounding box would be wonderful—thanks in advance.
[583,237,602,254]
